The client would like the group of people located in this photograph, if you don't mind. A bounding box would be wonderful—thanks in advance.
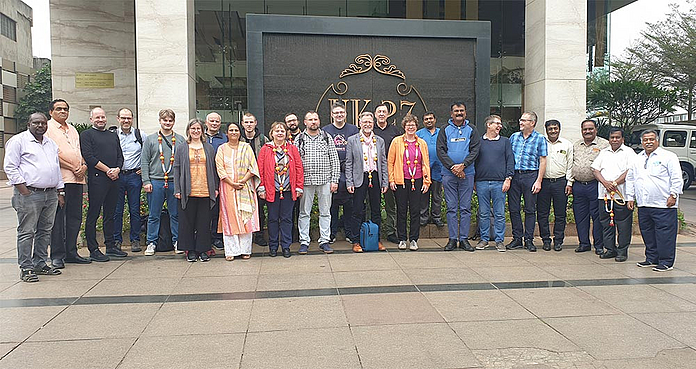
[4,98,684,283]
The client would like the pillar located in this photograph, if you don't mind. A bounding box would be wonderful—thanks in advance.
[524,0,586,141]
[135,0,195,133]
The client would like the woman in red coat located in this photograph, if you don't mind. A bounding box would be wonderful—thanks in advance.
[257,121,304,258]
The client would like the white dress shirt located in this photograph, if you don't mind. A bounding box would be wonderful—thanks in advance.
[544,136,573,180]
[591,144,636,200]
[625,147,683,208]
[4,130,64,189]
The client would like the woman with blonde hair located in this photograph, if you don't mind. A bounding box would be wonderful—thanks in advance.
[387,114,431,251]
[173,118,218,262]
[215,122,261,261]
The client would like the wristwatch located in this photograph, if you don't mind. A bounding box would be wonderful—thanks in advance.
[670,193,677,199]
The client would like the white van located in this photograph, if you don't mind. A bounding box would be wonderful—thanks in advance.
[629,123,696,190]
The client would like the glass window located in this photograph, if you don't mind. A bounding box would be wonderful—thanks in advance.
[0,13,16,41]
[663,131,687,148]
[690,132,696,148]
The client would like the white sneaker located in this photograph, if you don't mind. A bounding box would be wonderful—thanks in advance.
[398,240,407,250]
[409,240,419,251]
[174,241,183,254]
[144,242,156,256]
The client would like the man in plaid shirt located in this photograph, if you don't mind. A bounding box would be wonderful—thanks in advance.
[295,111,340,254]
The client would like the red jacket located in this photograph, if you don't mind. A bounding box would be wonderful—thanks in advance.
[257,142,304,202]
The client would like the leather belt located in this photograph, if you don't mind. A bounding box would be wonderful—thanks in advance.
[575,180,597,185]
[121,168,140,175]
[515,170,537,174]
[545,177,566,183]
[27,186,56,192]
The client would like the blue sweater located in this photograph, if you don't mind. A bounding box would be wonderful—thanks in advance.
[436,119,480,177]
[474,136,515,182]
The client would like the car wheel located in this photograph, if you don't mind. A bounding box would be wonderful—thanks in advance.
[681,163,693,190]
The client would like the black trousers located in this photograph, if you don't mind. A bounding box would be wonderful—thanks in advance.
[210,194,222,244]
[330,189,353,238]
[349,173,382,241]
[85,174,119,252]
[395,178,423,242]
[508,171,538,240]
[178,197,212,254]
[638,207,677,267]
[50,183,84,260]
[598,199,633,257]
[536,178,568,245]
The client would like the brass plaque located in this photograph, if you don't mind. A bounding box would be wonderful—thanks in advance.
[75,73,115,88]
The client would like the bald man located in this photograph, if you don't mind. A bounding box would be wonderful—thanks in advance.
[80,108,125,262]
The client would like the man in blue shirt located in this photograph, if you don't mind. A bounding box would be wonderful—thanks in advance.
[436,102,480,251]
[113,108,145,252]
[507,111,548,251]
[204,112,228,251]
[416,111,444,227]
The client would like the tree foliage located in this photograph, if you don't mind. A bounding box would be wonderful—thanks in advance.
[15,62,53,128]
[626,1,696,121]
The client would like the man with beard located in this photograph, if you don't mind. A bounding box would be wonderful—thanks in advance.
[626,130,683,272]
[295,111,340,254]
[437,102,480,251]
[506,111,547,252]
[322,102,359,243]
[592,127,636,262]
[241,112,268,246]
[373,104,402,244]
[416,111,444,227]
[5,113,64,281]
[45,99,91,267]
[80,108,125,261]
[285,112,302,242]
[571,119,609,254]
[204,112,227,251]
[537,119,573,251]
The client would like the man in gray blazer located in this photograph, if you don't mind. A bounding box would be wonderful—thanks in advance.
[345,112,389,252]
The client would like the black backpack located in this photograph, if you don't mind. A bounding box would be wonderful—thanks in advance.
[295,130,331,156]
[156,208,174,252]
[108,126,143,146]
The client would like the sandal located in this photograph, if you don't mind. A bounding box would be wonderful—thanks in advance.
[241,254,251,260]
[225,256,234,261]
[34,265,62,275]
[20,269,39,282]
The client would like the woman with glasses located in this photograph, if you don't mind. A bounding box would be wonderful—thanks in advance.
[173,118,218,262]
[216,122,261,261]
[387,114,431,251]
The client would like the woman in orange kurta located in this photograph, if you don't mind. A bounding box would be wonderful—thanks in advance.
[215,122,260,261]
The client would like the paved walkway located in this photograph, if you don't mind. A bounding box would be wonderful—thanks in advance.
[1,186,696,368]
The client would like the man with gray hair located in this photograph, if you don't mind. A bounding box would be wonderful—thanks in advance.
[80,108,125,261]
[204,111,227,251]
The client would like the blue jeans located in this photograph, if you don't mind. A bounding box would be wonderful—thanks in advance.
[442,172,474,240]
[572,180,604,250]
[146,179,178,244]
[114,171,142,243]
[476,181,506,242]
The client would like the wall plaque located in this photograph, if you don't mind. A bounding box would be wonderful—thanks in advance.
[75,73,115,88]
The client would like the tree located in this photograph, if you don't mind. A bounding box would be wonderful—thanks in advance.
[587,76,677,135]
[626,2,696,121]
[15,62,53,127]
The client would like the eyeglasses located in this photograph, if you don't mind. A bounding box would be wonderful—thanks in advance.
[519,118,533,123]
[54,107,69,112]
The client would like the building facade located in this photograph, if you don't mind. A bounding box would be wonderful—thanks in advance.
[49,0,634,140]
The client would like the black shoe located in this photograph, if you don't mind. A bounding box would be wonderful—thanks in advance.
[282,248,291,258]
[553,243,563,252]
[20,269,39,283]
[574,245,591,253]
[506,238,523,250]
[254,233,268,246]
[594,248,604,255]
[615,255,627,262]
[212,239,224,251]
[51,259,65,269]
[636,260,657,268]
[269,249,278,257]
[89,250,110,262]
[525,239,536,252]
[444,239,458,251]
[131,243,142,253]
[542,240,551,251]
[459,239,475,252]
[65,254,91,264]
[599,251,617,259]
[199,252,210,262]
[329,235,336,244]
[186,252,197,262]
[106,248,128,257]
[387,234,399,244]
[34,264,62,275]
[419,221,428,227]
[434,219,445,228]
